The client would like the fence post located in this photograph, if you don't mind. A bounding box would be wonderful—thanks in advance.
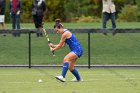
[29,32,31,68]
[88,31,91,69]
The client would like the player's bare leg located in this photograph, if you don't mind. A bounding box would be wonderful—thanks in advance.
[55,52,76,82]
[69,55,83,82]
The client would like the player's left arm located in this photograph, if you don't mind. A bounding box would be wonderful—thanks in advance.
[49,42,65,48]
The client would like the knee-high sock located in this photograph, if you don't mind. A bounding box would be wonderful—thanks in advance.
[71,68,81,80]
[61,62,69,78]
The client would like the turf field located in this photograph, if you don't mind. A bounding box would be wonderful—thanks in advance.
[5,22,140,29]
[0,68,140,93]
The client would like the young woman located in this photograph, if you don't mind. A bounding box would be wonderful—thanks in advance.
[49,19,83,82]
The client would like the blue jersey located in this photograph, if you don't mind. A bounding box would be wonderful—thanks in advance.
[64,29,83,58]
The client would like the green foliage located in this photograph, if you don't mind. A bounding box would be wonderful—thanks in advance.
[118,5,140,22]
[45,0,65,22]
[72,15,101,22]
[21,0,33,22]
[123,0,136,5]
[3,0,140,22]
[64,0,97,22]
[135,0,140,8]
[5,0,10,22]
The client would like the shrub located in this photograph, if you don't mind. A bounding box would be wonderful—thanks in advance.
[118,5,140,22]
[71,15,101,22]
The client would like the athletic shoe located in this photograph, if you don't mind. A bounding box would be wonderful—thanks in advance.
[55,75,66,82]
[71,78,83,82]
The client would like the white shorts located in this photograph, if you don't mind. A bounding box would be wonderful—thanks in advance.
[0,15,5,23]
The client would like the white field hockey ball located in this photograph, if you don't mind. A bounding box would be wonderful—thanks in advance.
[38,79,43,83]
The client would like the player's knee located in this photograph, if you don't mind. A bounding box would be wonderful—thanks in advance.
[63,58,69,62]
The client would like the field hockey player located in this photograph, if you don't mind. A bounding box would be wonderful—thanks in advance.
[49,19,83,82]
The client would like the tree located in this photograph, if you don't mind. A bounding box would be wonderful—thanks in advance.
[45,0,65,22]
[5,0,10,22]
[21,0,33,22]
[135,0,140,8]
[64,0,98,21]
[118,5,140,22]
[4,0,140,22]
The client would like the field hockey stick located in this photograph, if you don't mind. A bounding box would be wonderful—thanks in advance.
[42,28,55,56]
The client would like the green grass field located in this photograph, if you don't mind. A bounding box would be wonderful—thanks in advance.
[0,68,140,93]
[5,22,140,29]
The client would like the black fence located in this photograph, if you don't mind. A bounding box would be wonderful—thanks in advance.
[0,28,140,68]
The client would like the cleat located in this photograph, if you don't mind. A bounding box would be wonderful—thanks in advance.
[71,78,83,82]
[55,75,66,82]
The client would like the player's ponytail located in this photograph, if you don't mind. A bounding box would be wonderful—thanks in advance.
[54,19,64,29]
[55,19,61,25]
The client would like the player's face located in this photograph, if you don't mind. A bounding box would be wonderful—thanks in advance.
[54,27,63,34]
[54,28,60,34]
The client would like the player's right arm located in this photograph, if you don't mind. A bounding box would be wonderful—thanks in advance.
[49,43,56,48]
[50,32,67,51]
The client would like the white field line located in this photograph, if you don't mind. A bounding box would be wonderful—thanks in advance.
[0,81,33,84]
[8,82,32,84]
[0,78,137,83]
[0,74,17,76]
[86,78,137,81]
[81,73,138,76]
[0,78,138,83]
[0,73,45,76]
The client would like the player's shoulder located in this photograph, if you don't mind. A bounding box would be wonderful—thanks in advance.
[64,29,71,33]
[63,29,72,39]
[64,29,71,35]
